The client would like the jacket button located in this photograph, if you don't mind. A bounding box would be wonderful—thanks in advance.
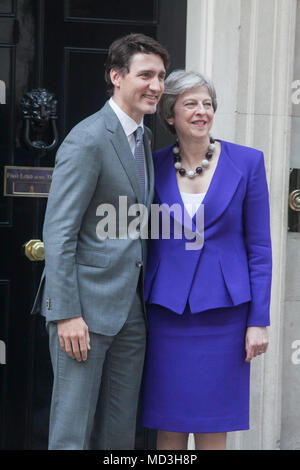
[136,261,143,268]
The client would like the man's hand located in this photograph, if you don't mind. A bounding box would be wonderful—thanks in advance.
[57,316,90,362]
[245,326,269,363]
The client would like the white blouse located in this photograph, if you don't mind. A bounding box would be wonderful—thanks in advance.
[180,191,206,218]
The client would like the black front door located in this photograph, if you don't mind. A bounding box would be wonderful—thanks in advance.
[0,0,186,450]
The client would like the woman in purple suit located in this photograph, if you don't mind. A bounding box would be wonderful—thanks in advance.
[140,70,272,450]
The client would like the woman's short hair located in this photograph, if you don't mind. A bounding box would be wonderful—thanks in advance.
[105,33,170,97]
[158,70,217,135]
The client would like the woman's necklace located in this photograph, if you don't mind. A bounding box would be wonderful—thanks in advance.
[173,136,216,178]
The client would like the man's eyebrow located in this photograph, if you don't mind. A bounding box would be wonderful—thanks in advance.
[138,69,166,75]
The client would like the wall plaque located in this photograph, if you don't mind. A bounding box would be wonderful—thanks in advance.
[4,166,53,197]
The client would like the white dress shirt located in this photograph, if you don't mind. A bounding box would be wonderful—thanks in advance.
[180,191,206,218]
[109,97,144,155]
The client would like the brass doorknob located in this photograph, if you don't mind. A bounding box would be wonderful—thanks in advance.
[289,190,300,212]
[24,239,45,261]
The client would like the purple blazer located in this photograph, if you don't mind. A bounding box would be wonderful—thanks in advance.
[144,140,272,326]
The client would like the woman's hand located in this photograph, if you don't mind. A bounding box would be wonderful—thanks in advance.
[245,326,269,363]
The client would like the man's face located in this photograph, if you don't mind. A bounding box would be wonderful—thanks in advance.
[111,52,166,123]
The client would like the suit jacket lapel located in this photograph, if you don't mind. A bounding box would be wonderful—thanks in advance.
[143,128,154,210]
[155,141,243,234]
[200,141,242,229]
[103,102,143,203]
[154,146,195,235]
[103,102,155,207]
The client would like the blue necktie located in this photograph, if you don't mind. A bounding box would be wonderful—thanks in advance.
[134,126,146,203]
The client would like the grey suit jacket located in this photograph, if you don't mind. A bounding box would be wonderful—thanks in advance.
[32,101,154,335]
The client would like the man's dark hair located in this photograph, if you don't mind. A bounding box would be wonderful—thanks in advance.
[104,33,170,96]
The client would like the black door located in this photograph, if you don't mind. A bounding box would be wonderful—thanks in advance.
[0,0,186,450]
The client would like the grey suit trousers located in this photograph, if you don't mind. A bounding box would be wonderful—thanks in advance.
[47,291,146,450]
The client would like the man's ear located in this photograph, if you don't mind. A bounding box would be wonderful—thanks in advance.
[110,69,121,88]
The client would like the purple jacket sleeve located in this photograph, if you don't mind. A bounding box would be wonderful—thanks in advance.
[243,152,272,326]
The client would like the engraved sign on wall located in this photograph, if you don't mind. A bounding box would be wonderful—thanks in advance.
[4,166,53,197]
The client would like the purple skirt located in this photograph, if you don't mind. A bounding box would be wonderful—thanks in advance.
[140,302,250,433]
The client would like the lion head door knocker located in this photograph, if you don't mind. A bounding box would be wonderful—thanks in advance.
[21,88,59,156]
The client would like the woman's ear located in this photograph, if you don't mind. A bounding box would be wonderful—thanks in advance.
[166,117,174,126]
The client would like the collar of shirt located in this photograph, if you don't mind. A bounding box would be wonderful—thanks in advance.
[109,98,144,154]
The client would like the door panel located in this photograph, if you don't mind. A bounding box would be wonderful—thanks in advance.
[0,0,46,450]
[66,0,158,22]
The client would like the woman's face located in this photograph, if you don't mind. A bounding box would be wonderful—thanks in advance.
[167,86,214,141]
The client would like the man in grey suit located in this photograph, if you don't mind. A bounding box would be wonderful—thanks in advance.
[33,33,169,450]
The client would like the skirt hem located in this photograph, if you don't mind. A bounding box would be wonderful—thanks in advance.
[141,421,250,434]
[141,413,249,434]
